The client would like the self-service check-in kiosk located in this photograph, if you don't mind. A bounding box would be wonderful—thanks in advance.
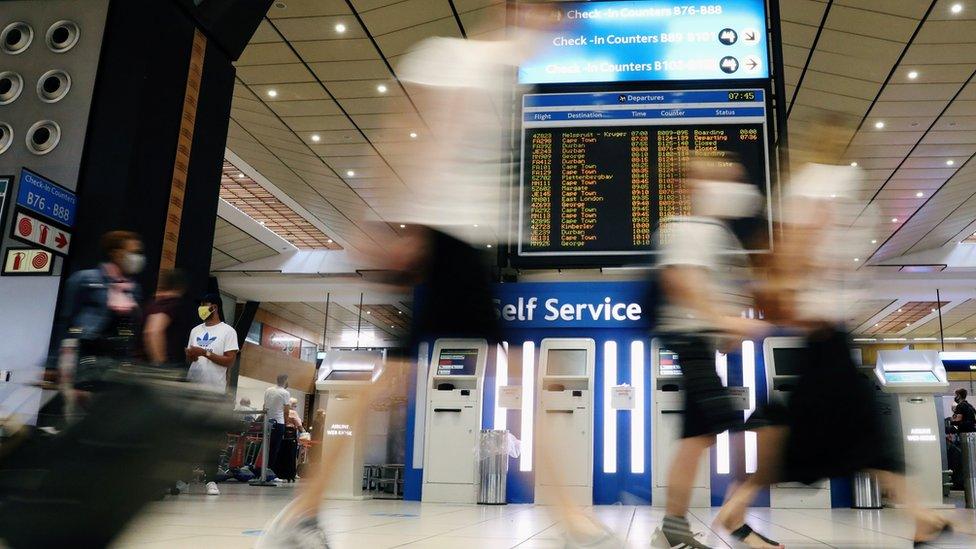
[315,349,385,499]
[763,337,831,508]
[875,350,949,508]
[651,339,710,507]
[422,339,488,503]
[535,338,595,505]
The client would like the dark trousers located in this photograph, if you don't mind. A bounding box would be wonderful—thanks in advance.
[259,421,285,476]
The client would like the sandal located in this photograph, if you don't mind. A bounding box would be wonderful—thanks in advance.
[730,523,783,549]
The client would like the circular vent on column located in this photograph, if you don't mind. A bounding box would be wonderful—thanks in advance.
[1,22,34,54]
[37,70,70,103]
[46,20,79,53]
[26,120,61,155]
[0,71,23,104]
[0,123,12,155]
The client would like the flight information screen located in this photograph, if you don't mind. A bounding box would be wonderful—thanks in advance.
[436,349,479,376]
[518,89,770,258]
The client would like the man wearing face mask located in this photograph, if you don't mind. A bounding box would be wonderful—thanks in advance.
[185,293,238,495]
[185,294,238,393]
[62,230,146,394]
[952,388,976,433]
[651,155,772,549]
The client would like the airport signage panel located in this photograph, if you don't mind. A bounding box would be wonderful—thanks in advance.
[519,0,768,84]
[493,281,650,328]
[15,168,77,227]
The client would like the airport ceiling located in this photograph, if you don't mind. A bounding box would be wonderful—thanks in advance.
[212,0,976,341]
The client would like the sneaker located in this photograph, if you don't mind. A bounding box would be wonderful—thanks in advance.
[206,481,220,495]
[256,516,330,549]
[652,515,713,549]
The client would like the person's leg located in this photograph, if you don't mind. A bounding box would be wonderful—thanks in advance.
[871,469,955,543]
[664,434,714,517]
[262,422,284,478]
[715,426,787,549]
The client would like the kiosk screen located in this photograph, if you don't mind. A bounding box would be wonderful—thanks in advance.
[325,370,373,381]
[771,347,806,376]
[659,349,681,376]
[547,349,588,376]
[883,371,939,384]
[437,348,479,376]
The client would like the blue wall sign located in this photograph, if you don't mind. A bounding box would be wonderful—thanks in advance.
[493,281,650,329]
[519,0,769,84]
[15,168,77,228]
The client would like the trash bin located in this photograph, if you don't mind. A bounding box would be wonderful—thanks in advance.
[478,430,511,505]
[852,471,882,509]
[962,432,976,509]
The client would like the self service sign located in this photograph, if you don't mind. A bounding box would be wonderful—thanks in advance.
[493,281,650,329]
[519,0,769,84]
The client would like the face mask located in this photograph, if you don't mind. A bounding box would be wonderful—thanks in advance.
[121,252,145,275]
[694,180,762,219]
[198,305,214,321]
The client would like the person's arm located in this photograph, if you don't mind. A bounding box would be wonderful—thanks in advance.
[143,312,171,364]
[660,264,765,339]
[205,349,237,368]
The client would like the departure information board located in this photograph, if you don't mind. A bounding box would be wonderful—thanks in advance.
[518,89,770,258]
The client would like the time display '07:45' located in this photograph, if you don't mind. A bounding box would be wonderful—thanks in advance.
[727,91,757,102]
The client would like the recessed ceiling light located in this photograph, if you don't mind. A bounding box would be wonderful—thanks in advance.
[854,257,860,262]
[891,217,899,223]
[399,224,406,228]
[850,161,858,167]
[916,191,924,197]
[267,89,278,98]
[947,159,955,166]
[346,170,355,177]
[327,238,333,243]
[907,70,918,79]
[258,220,265,225]
[366,310,371,315]
[874,121,885,129]
[906,322,911,327]
[335,23,347,33]
[397,310,402,314]
[274,1,286,8]
[311,134,321,142]
[871,239,877,244]
[898,308,903,312]
[236,172,245,178]
[486,244,493,248]
[875,323,879,327]
[830,193,837,198]
[409,132,418,139]
[951,3,963,14]
[931,308,936,312]
[376,84,388,93]
[473,224,478,227]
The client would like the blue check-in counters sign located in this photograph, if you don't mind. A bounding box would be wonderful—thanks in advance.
[16,168,77,228]
[493,281,650,329]
[519,0,769,84]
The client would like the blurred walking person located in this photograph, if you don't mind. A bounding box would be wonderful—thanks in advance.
[715,117,955,547]
[61,231,145,401]
[143,268,193,370]
[651,155,771,549]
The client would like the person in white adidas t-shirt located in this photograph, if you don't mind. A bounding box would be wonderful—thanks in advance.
[186,294,238,393]
[185,293,238,495]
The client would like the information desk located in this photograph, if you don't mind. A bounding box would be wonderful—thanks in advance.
[650,339,711,507]
[315,349,386,500]
[535,338,596,505]
[422,339,488,503]
[762,337,831,508]
[875,350,950,508]
[518,89,770,261]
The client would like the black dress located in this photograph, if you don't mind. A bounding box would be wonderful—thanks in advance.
[777,327,904,484]
[407,229,501,348]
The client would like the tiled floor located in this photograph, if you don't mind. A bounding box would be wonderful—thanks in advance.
[112,484,976,548]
